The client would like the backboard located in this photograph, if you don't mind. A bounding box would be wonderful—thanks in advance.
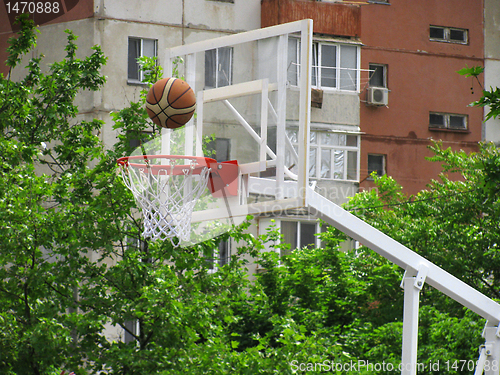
[131,19,313,245]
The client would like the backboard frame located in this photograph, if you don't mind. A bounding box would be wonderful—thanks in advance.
[164,19,313,222]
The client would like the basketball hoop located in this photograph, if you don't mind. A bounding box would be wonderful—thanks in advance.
[117,155,216,246]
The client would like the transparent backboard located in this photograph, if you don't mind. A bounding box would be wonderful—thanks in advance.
[132,20,313,245]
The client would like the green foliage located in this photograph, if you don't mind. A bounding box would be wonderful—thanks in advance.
[457,65,484,78]
[1,16,495,375]
[458,64,500,120]
[346,142,500,304]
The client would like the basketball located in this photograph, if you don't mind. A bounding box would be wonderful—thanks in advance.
[145,78,196,129]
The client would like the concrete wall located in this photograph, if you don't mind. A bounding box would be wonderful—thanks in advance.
[99,0,260,34]
[484,0,500,145]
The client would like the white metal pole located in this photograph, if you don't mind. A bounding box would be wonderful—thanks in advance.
[275,34,288,201]
[401,269,421,375]
[482,323,500,375]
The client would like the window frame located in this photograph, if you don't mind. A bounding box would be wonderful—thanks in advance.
[288,38,361,92]
[287,129,360,182]
[367,153,386,180]
[429,25,468,45]
[429,112,468,132]
[128,37,158,84]
[205,47,234,89]
[205,239,232,273]
[369,63,387,88]
[280,220,323,255]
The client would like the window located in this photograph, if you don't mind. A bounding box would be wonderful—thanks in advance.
[430,26,468,44]
[124,320,138,344]
[280,221,357,255]
[286,130,359,181]
[369,63,387,87]
[128,38,157,82]
[288,39,360,91]
[205,47,233,88]
[204,240,231,271]
[281,221,319,255]
[206,138,231,162]
[367,154,386,179]
[429,112,468,131]
[218,240,230,267]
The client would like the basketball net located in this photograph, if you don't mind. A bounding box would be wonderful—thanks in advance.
[118,156,212,246]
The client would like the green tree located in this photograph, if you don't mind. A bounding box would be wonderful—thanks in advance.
[345,142,500,303]
[0,16,493,375]
[0,16,343,375]
[0,15,109,375]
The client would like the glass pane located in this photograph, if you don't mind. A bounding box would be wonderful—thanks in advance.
[430,27,445,39]
[312,43,318,87]
[309,148,317,178]
[369,64,384,87]
[287,38,299,86]
[141,39,156,80]
[281,221,297,255]
[128,38,140,80]
[346,135,357,147]
[320,133,345,146]
[124,320,137,344]
[321,44,336,88]
[218,241,229,267]
[429,113,445,128]
[217,47,232,87]
[310,131,317,144]
[286,129,298,143]
[321,149,331,178]
[340,45,357,90]
[449,115,466,129]
[347,150,357,180]
[205,49,216,87]
[300,223,316,249]
[368,154,384,176]
[143,39,156,58]
[450,29,466,42]
[333,150,344,179]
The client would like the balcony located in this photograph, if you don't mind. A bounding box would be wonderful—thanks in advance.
[261,0,361,38]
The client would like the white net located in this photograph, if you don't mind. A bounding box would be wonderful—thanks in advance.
[118,156,211,246]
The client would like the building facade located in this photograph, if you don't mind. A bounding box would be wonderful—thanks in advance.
[1,0,495,250]
[359,0,485,196]
[1,0,497,347]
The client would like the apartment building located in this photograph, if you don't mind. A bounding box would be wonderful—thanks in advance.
[359,0,485,195]
[1,0,496,249]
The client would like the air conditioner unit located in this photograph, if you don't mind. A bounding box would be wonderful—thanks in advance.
[367,87,389,106]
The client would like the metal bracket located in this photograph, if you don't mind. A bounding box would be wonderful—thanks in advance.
[414,265,428,290]
[475,344,493,375]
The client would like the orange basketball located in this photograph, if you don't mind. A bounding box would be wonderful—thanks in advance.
[145,78,196,129]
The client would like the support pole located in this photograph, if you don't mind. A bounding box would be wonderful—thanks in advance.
[477,323,500,375]
[400,265,427,375]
